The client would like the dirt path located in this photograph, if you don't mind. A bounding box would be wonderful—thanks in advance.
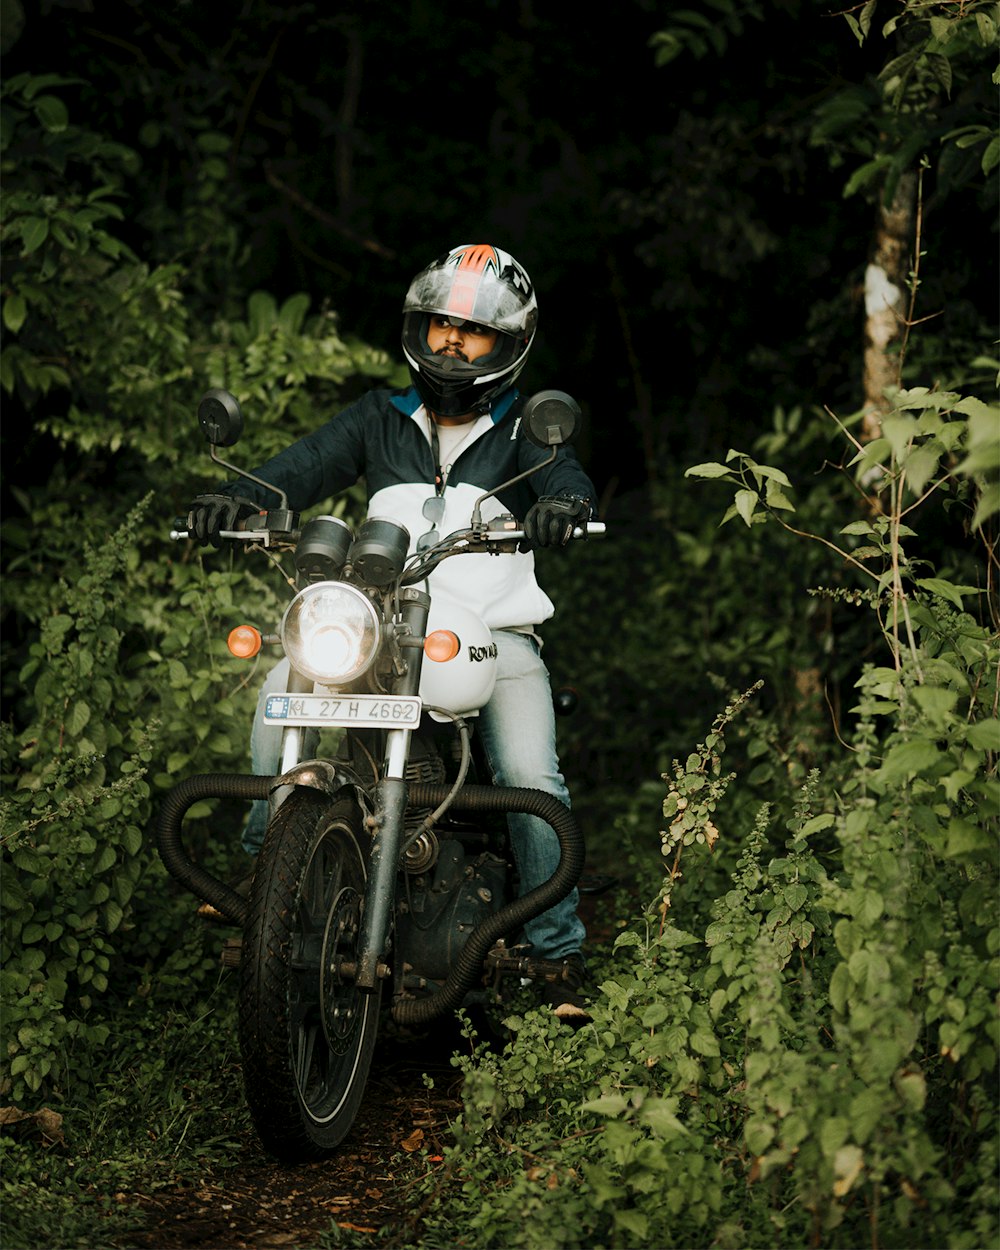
[120,890,619,1249]
[124,1030,465,1250]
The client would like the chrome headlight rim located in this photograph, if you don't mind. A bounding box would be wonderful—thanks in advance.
[280,580,382,686]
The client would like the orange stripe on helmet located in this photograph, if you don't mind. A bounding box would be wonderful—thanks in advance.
[448,244,499,320]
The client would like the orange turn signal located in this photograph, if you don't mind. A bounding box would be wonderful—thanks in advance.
[424,629,460,663]
[228,624,263,659]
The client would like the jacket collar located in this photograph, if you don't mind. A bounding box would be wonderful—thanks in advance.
[390,386,520,425]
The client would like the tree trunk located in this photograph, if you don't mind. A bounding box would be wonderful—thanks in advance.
[861,171,917,442]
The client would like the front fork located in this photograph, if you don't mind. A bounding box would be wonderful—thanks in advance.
[355,588,429,990]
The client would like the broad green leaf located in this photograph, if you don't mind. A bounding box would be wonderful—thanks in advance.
[945,817,994,859]
[278,292,310,335]
[755,464,793,487]
[735,489,757,527]
[854,890,884,925]
[122,826,143,856]
[3,293,27,333]
[11,846,45,873]
[744,1117,775,1155]
[850,435,891,471]
[784,883,808,912]
[20,217,49,255]
[916,577,982,608]
[690,1029,720,1057]
[801,813,836,835]
[247,290,277,337]
[902,444,941,497]
[910,685,959,720]
[966,719,1000,751]
[196,130,231,153]
[638,1099,689,1139]
[613,1210,648,1241]
[32,94,69,132]
[882,414,917,459]
[829,962,851,1012]
[972,482,1000,530]
[879,738,943,784]
[102,900,124,933]
[895,1069,926,1111]
[819,1115,851,1158]
[581,1094,629,1117]
[93,846,117,873]
[764,481,795,511]
[685,462,732,479]
[66,700,91,736]
[641,1001,670,1028]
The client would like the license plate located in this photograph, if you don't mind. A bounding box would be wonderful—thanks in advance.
[263,693,422,728]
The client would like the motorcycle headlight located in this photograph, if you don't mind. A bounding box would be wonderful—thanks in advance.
[280,581,381,685]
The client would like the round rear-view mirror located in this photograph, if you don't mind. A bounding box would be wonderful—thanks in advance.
[521,390,582,448]
[198,388,244,447]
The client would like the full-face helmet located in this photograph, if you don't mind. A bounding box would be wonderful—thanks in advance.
[401,243,538,416]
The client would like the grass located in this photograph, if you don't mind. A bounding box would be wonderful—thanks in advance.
[1,974,250,1250]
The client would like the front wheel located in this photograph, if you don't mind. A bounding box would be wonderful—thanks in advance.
[237,790,380,1161]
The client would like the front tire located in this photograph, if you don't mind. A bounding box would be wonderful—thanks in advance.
[238,790,380,1161]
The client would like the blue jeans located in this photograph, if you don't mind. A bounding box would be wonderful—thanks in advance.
[244,630,585,962]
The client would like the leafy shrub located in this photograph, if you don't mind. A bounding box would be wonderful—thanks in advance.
[410,390,999,1249]
[0,74,397,1106]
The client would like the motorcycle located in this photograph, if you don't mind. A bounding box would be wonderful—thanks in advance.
[156,387,604,1162]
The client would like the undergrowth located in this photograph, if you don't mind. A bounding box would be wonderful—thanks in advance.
[0,978,247,1250]
[406,668,997,1249]
[400,395,999,1249]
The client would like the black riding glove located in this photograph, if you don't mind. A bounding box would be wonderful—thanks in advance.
[186,493,259,546]
[522,495,591,549]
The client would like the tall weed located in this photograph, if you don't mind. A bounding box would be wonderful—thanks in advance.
[410,392,998,1249]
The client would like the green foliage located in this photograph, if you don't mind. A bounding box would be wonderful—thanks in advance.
[821,0,999,200]
[415,640,997,1247]
[648,1,765,67]
[0,72,403,480]
[0,71,395,1110]
[1,501,154,1101]
[0,985,248,1250]
[0,11,995,1248]
[410,375,997,1248]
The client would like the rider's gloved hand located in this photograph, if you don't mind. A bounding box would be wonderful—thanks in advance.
[522,495,591,549]
[186,493,260,546]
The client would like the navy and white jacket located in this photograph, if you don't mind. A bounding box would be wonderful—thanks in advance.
[222,386,597,631]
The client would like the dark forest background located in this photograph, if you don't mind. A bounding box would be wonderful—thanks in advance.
[1,4,998,1248]
[3,0,993,499]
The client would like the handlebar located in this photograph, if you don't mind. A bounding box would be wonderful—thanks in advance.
[170,522,605,545]
[169,528,272,542]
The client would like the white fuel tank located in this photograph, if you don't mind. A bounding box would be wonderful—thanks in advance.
[418,602,497,721]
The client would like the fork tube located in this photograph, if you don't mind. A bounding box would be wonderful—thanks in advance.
[355,588,429,990]
[273,668,314,818]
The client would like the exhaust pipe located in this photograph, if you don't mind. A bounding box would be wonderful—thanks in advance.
[155,776,585,1018]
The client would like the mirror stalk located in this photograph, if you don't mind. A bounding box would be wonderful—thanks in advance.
[207,445,291,513]
[470,447,557,534]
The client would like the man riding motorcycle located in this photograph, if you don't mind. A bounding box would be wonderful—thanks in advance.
[186,243,596,1022]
